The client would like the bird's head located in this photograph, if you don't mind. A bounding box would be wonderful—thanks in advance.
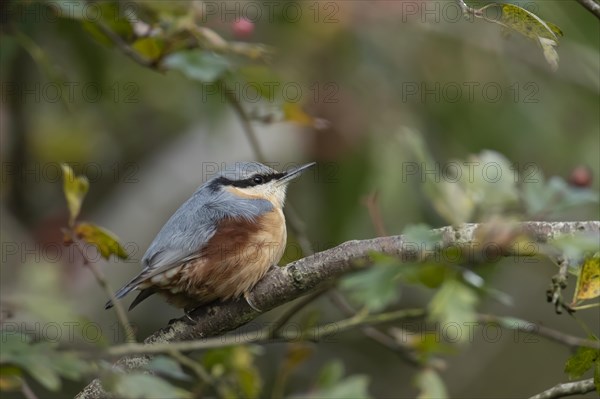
[209,162,316,208]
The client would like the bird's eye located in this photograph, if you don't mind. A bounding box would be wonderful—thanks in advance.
[252,175,264,185]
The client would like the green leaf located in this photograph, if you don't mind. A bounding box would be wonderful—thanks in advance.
[414,368,448,399]
[132,37,165,61]
[1,331,92,392]
[0,330,31,349]
[523,175,598,217]
[145,356,190,381]
[403,263,450,289]
[463,151,519,214]
[104,373,192,399]
[236,66,282,101]
[341,258,401,312]
[402,224,441,251]
[409,332,457,361]
[46,353,91,381]
[290,361,371,399]
[21,358,61,391]
[80,2,134,45]
[428,279,478,341]
[316,360,345,390]
[10,262,83,325]
[416,264,448,288]
[202,346,262,398]
[45,1,80,19]
[61,164,89,227]
[400,130,473,224]
[237,366,261,399]
[551,234,600,267]
[565,343,599,380]
[74,222,128,260]
[309,375,371,399]
[163,50,231,83]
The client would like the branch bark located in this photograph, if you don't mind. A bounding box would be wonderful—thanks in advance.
[528,378,596,399]
[575,0,600,20]
[76,221,600,399]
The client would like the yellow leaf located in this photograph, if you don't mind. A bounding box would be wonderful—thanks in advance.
[75,222,128,260]
[546,21,564,38]
[499,4,560,41]
[0,367,22,391]
[61,164,89,227]
[283,102,313,126]
[132,37,164,61]
[481,3,563,70]
[284,344,313,370]
[573,253,600,303]
[539,37,559,72]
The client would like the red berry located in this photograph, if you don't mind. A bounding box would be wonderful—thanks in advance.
[568,165,593,187]
[232,18,254,39]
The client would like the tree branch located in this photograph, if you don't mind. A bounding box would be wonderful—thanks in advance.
[528,378,596,399]
[72,238,136,343]
[476,314,600,350]
[575,0,600,19]
[76,221,600,399]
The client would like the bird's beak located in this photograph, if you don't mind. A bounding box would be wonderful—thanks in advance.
[277,162,316,185]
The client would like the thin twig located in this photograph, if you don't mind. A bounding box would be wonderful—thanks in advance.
[528,378,595,399]
[477,314,600,350]
[13,32,73,113]
[221,83,266,161]
[327,290,426,368]
[456,0,470,13]
[548,257,572,314]
[362,191,388,237]
[168,350,213,386]
[281,205,315,255]
[105,308,426,357]
[108,334,273,357]
[167,349,230,399]
[73,238,136,343]
[21,380,38,399]
[575,0,600,19]
[301,307,426,341]
[269,286,331,337]
[188,25,274,60]
[95,20,155,68]
[99,307,600,359]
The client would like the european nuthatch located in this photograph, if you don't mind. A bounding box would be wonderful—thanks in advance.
[105,161,315,313]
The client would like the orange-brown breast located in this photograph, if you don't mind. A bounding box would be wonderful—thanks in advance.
[152,208,287,308]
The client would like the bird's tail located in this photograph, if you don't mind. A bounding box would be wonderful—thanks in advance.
[104,280,138,310]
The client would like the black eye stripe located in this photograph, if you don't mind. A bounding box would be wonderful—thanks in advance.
[210,172,286,190]
[246,172,285,186]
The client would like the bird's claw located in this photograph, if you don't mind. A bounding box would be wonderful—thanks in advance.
[244,292,263,313]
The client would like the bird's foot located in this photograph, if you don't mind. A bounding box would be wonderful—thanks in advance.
[244,292,262,313]
[180,307,197,324]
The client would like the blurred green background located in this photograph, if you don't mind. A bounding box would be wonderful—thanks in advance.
[1,0,599,398]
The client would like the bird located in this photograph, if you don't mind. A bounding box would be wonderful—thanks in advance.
[105,161,316,313]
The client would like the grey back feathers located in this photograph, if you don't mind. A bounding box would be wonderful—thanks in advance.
[106,163,276,306]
